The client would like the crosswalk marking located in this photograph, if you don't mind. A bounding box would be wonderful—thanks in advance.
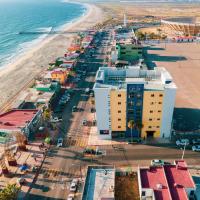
[65,137,88,148]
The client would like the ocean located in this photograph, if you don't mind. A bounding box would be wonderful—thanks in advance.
[0,0,86,67]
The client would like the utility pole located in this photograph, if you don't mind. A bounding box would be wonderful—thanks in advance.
[181,142,187,160]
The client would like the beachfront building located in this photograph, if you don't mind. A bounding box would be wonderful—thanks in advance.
[93,66,176,139]
[0,109,42,139]
[35,81,61,93]
[138,160,196,200]
[50,68,68,85]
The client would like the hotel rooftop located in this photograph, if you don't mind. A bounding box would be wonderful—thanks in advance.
[139,160,196,200]
[94,66,176,91]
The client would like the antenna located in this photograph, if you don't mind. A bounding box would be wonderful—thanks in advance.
[123,14,127,27]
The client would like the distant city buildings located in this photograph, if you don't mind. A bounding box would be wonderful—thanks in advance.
[93,66,176,139]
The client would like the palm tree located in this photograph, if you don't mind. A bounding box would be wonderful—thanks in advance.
[135,121,144,138]
[128,120,135,142]
[0,184,20,200]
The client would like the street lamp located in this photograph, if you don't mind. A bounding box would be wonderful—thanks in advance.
[181,141,187,160]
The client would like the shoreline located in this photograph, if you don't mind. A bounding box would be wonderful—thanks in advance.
[0,3,105,109]
[0,2,90,76]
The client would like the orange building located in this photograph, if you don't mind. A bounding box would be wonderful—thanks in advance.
[51,69,68,85]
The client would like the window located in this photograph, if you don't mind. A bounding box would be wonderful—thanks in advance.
[158,110,162,113]
[150,110,153,113]
[151,94,154,97]
[142,191,146,196]
[158,102,162,104]
[118,102,121,105]
[118,110,121,113]
[148,126,152,128]
[150,102,154,105]
[136,102,142,106]
[118,118,121,121]
[118,126,121,128]
[149,118,152,121]
[128,102,133,106]
[118,94,121,97]
[157,118,160,121]
[156,126,160,128]
[159,94,163,97]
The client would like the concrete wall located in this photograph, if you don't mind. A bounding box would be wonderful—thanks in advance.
[94,87,111,139]
[161,87,176,138]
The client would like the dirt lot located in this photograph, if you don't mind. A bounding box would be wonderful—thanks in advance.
[145,42,200,131]
[115,173,140,200]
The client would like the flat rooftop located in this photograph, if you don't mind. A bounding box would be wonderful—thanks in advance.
[0,109,38,131]
[82,166,115,200]
[94,66,176,91]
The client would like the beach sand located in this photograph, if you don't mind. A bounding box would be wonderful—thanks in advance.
[0,3,105,110]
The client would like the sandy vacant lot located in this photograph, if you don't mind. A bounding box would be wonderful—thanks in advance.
[146,42,200,109]
[145,42,200,131]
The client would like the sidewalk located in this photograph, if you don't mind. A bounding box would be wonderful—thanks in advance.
[17,142,46,199]
[0,141,46,200]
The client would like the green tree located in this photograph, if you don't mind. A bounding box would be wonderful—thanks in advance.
[128,120,135,142]
[0,184,20,200]
[135,121,144,138]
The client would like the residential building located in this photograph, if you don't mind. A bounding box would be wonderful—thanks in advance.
[0,109,42,138]
[82,166,115,200]
[35,81,61,93]
[93,66,176,139]
[138,160,196,200]
[51,68,68,84]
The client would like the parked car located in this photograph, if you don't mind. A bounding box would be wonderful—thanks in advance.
[72,106,78,112]
[176,139,190,146]
[50,117,62,123]
[57,138,63,147]
[90,108,96,113]
[67,193,75,200]
[151,159,165,166]
[192,145,200,152]
[82,119,87,126]
[192,139,200,145]
[83,148,105,156]
[92,119,96,126]
[69,179,79,192]
[127,138,142,144]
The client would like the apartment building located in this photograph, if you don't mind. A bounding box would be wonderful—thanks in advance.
[93,66,176,139]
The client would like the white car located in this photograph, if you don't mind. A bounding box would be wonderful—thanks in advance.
[57,138,63,147]
[50,117,62,123]
[176,139,189,146]
[70,179,78,192]
[67,193,75,200]
[192,139,200,145]
[192,145,200,151]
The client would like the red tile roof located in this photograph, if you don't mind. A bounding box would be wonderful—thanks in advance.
[140,160,196,200]
[0,109,38,131]
[140,167,172,200]
[164,160,196,200]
